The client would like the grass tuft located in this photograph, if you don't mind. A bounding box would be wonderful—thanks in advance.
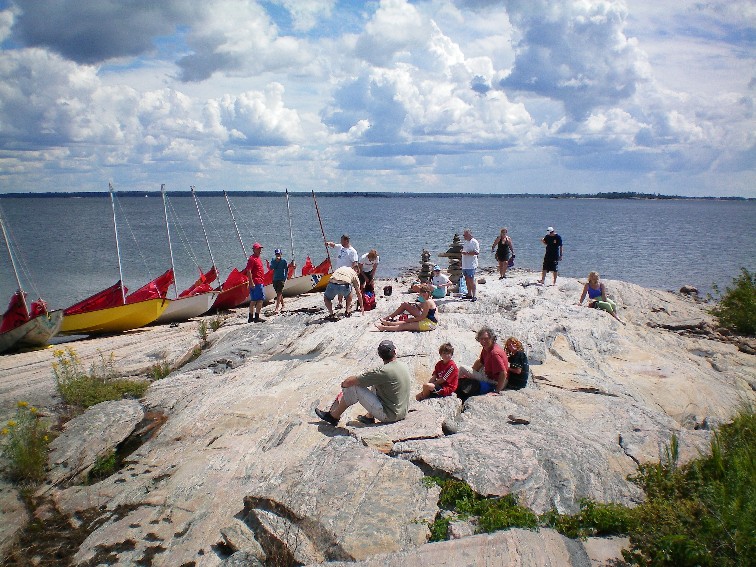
[1,402,53,484]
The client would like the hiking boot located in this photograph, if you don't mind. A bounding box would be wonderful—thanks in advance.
[356,414,376,425]
[254,315,266,323]
[248,314,254,323]
[315,408,338,426]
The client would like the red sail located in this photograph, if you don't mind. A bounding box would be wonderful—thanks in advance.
[301,256,314,276]
[311,258,331,275]
[126,269,174,304]
[263,269,274,286]
[218,268,248,291]
[64,282,126,315]
[29,299,48,318]
[287,263,296,279]
[180,266,219,297]
[0,291,30,333]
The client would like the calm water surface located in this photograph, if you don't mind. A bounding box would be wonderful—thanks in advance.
[1,194,754,310]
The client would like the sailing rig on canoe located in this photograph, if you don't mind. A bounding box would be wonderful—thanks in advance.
[0,212,64,353]
[154,185,219,324]
[59,185,169,335]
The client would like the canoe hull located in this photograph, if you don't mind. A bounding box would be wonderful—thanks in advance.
[263,274,320,302]
[310,273,331,292]
[212,282,250,310]
[0,310,64,354]
[60,299,168,335]
[154,292,219,324]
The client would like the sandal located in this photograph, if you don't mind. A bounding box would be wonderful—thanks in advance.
[356,415,376,424]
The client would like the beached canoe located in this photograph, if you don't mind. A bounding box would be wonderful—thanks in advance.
[155,291,219,324]
[263,274,323,302]
[310,272,330,292]
[0,310,64,354]
[60,298,168,335]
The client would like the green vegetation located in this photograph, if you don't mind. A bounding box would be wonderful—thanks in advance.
[209,313,226,332]
[197,320,208,344]
[1,402,53,483]
[711,268,756,335]
[148,360,172,380]
[52,348,149,411]
[426,408,755,566]
[88,450,119,483]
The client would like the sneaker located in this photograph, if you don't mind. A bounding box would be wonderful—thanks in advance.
[356,414,376,425]
[471,297,477,302]
[462,295,474,300]
[315,408,338,426]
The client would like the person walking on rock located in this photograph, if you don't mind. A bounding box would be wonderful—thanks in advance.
[491,228,515,279]
[315,340,412,426]
[327,234,358,309]
[538,227,562,285]
[271,248,292,315]
[323,266,364,320]
[244,242,266,323]
[461,228,480,301]
[456,326,510,400]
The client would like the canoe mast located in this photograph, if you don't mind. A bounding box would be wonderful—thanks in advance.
[160,184,180,300]
[0,213,30,317]
[108,184,127,305]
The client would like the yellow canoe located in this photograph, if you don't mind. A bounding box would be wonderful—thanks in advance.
[60,298,169,335]
[310,273,331,292]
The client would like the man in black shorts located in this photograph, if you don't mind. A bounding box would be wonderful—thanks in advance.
[538,227,563,285]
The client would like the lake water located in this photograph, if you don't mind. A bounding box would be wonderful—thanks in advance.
[0,194,754,310]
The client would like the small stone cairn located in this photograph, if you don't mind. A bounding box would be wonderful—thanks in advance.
[417,249,434,283]
[438,233,463,287]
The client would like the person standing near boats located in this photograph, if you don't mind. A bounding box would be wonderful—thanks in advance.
[245,243,266,323]
[461,228,480,301]
[271,248,292,315]
[491,228,515,279]
[327,234,358,309]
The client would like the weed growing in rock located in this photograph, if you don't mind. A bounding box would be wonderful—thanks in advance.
[1,401,52,483]
[53,348,149,411]
[197,320,209,345]
[710,268,755,335]
[88,450,119,483]
[209,313,225,332]
[148,361,172,380]
[425,408,755,566]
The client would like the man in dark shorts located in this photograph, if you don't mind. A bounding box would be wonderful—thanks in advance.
[270,248,291,314]
[539,227,563,285]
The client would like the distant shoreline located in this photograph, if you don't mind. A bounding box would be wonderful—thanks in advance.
[0,191,751,201]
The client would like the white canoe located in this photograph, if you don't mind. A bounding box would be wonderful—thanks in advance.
[154,291,220,324]
[263,274,321,302]
[0,310,64,354]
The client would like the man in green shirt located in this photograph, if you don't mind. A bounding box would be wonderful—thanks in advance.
[315,340,412,425]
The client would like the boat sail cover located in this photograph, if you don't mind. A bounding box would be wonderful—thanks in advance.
[219,268,248,291]
[0,291,48,333]
[64,282,126,315]
[126,269,174,303]
[179,266,218,297]
[311,258,331,275]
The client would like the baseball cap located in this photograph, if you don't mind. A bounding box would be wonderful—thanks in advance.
[547,227,554,232]
[274,248,282,255]
[252,242,263,249]
[377,340,396,357]
[433,265,441,271]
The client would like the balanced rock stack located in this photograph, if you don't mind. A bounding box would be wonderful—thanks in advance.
[438,233,463,286]
[418,249,435,282]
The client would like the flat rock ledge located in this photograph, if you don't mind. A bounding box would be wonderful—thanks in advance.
[1,271,754,565]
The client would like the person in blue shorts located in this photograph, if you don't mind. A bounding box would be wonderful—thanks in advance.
[244,242,266,323]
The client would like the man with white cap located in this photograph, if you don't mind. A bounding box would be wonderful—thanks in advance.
[315,339,412,426]
[244,242,266,322]
[539,227,563,285]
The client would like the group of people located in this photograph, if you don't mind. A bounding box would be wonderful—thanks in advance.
[315,327,530,427]
[322,234,378,320]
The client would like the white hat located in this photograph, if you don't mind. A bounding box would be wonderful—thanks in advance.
[547,226,554,232]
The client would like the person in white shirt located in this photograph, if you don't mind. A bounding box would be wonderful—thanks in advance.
[431,265,452,298]
[461,228,480,301]
[327,234,359,308]
[359,249,379,291]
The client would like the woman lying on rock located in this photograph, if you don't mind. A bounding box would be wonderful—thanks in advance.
[375,284,438,332]
[578,271,625,324]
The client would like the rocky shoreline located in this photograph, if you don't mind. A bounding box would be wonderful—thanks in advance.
[1,269,754,565]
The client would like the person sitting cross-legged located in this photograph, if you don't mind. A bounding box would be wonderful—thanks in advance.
[375,284,438,332]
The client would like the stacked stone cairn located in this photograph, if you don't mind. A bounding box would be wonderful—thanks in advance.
[438,233,463,289]
[417,249,434,283]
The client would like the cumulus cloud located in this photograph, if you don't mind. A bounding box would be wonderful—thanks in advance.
[500,0,650,119]
[269,0,336,32]
[11,0,199,64]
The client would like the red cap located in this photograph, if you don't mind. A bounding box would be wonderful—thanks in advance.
[252,242,263,249]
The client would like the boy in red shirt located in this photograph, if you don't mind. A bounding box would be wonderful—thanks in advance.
[416,343,459,400]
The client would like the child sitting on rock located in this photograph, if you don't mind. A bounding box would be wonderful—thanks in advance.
[416,342,459,400]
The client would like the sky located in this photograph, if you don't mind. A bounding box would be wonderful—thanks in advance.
[0,0,754,197]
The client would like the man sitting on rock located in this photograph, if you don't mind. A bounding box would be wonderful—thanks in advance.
[456,326,510,401]
[315,340,411,426]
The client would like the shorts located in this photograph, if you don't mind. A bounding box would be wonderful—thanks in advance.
[324,282,351,301]
[341,385,396,423]
[495,250,512,262]
[462,269,476,278]
[542,258,559,272]
[432,287,446,299]
[273,280,285,294]
[250,283,265,302]
[418,318,437,332]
